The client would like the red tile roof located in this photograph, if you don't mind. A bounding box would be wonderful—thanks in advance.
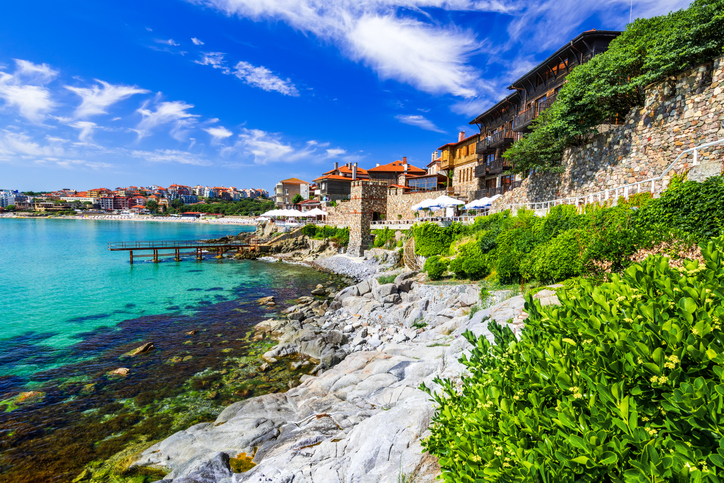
[323,166,369,176]
[314,174,357,182]
[279,177,311,185]
[368,160,426,174]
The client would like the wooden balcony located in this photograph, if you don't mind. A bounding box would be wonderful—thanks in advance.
[474,163,488,178]
[475,140,490,154]
[514,94,557,132]
[487,158,511,175]
[487,130,516,149]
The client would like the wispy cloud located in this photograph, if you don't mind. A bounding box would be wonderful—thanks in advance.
[192,37,205,45]
[131,149,211,166]
[156,38,180,46]
[193,0,510,97]
[194,52,230,73]
[0,130,64,159]
[232,61,299,96]
[395,114,445,133]
[65,80,149,118]
[204,125,233,141]
[0,59,58,123]
[136,99,199,140]
[70,121,97,142]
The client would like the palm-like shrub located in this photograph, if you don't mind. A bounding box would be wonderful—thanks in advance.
[424,237,724,482]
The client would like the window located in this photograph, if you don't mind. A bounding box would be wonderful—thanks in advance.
[502,174,514,185]
[536,96,547,115]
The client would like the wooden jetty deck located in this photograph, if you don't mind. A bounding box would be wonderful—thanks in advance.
[108,238,260,264]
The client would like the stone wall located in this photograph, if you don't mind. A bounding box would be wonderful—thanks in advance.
[386,189,446,221]
[494,55,724,209]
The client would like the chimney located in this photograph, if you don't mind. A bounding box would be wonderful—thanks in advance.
[352,165,357,180]
[404,162,408,173]
[458,131,465,142]
[403,156,407,164]
[334,161,338,170]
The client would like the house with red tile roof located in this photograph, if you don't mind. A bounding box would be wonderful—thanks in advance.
[314,162,368,202]
[274,177,311,208]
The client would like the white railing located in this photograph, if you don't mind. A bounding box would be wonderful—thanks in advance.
[493,138,724,214]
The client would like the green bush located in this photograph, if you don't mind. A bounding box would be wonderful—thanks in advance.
[414,223,454,257]
[372,227,396,248]
[424,237,724,482]
[637,176,724,241]
[424,256,449,281]
[450,240,489,280]
[522,228,590,283]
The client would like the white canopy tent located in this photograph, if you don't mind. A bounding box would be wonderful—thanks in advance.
[304,208,327,217]
[259,209,304,218]
[411,198,439,211]
[428,195,465,210]
[464,198,490,210]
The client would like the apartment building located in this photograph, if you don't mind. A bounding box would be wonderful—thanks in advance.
[469,30,621,198]
[274,178,311,208]
[314,163,368,202]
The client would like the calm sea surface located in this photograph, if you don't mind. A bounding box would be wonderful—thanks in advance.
[0,218,338,482]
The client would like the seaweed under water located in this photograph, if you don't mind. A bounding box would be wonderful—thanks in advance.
[0,272,346,483]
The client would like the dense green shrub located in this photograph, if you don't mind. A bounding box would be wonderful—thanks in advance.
[377,274,396,284]
[424,256,449,281]
[372,227,396,248]
[414,223,454,257]
[638,176,724,241]
[424,237,724,482]
[504,0,724,173]
[522,228,590,282]
[301,224,349,246]
[451,240,489,280]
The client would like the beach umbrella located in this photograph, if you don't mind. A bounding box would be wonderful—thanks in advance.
[305,208,327,216]
[260,209,286,218]
[429,195,465,209]
[411,198,438,211]
[285,209,305,217]
[465,198,489,209]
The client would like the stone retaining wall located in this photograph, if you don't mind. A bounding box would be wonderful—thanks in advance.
[387,190,445,220]
[495,55,724,209]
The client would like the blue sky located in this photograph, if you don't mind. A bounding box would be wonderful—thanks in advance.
[0,0,691,193]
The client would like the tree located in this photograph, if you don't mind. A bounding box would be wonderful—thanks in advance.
[5,204,15,211]
[171,198,184,209]
[291,194,304,205]
[146,200,158,213]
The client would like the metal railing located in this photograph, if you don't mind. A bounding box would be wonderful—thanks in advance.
[492,138,724,214]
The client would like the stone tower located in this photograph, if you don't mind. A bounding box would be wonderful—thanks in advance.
[347,181,388,257]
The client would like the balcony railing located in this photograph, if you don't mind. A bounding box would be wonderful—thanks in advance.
[475,140,489,153]
[474,163,487,178]
[514,93,557,131]
[487,130,516,148]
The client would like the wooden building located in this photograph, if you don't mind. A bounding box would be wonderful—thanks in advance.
[469,30,621,199]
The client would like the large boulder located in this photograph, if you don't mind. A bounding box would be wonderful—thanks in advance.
[394,271,417,292]
[372,283,398,303]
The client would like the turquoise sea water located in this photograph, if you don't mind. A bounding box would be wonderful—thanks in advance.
[0,218,339,482]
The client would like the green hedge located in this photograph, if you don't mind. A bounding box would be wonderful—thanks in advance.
[424,237,724,482]
[301,224,349,246]
[413,177,723,284]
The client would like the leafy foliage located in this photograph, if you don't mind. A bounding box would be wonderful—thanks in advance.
[373,227,397,249]
[301,224,349,246]
[521,228,590,283]
[424,237,724,482]
[504,0,724,172]
[637,176,724,241]
[291,194,304,204]
[177,198,274,216]
[424,256,449,281]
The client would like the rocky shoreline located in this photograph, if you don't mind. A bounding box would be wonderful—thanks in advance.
[131,245,561,482]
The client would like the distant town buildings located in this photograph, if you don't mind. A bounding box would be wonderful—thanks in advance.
[274,178,311,208]
[1,183,269,213]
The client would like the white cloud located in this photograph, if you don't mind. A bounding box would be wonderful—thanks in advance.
[192,37,205,45]
[204,125,233,141]
[0,59,58,123]
[395,114,445,132]
[0,130,65,159]
[136,100,200,140]
[225,128,313,164]
[131,149,211,166]
[65,80,149,118]
[193,0,511,97]
[71,121,97,142]
[194,52,230,73]
[156,38,180,46]
[232,61,299,96]
[347,15,480,97]
[325,148,346,158]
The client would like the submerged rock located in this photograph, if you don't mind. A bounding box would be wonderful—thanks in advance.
[110,367,130,376]
[126,342,155,357]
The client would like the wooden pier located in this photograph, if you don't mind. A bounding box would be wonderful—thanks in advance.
[108,238,260,264]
